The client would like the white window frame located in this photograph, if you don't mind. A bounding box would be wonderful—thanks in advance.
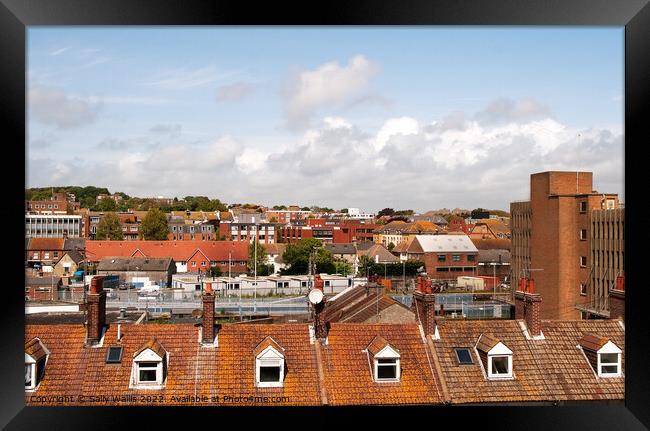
[580,256,587,267]
[579,229,588,240]
[580,283,587,296]
[255,345,285,388]
[131,349,167,388]
[597,341,622,377]
[25,341,50,391]
[486,342,513,380]
[372,345,401,383]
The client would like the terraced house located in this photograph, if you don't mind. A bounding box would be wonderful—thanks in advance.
[24,276,624,406]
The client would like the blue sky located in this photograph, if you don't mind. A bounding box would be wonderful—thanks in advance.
[27,27,624,212]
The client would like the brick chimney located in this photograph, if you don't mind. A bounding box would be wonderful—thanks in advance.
[609,276,625,321]
[413,276,437,336]
[312,274,329,340]
[202,283,216,344]
[86,276,106,346]
[514,278,543,337]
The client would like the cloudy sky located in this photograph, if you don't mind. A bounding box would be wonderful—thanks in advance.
[27,27,624,212]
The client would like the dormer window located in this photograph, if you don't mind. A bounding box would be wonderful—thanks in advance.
[131,338,167,388]
[476,333,513,380]
[366,336,401,382]
[254,336,285,387]
[579,333,623,378]
[25,338,49,391]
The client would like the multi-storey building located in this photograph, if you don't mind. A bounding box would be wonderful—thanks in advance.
[84,212,141,240]
[264,209,311,224]
[373,221,442,248]
[168,215,217,241]
[25,214,83,238]
[578,208,625,318]
[510,171,620,320]
[510,201,531,292]
[220,222,276,244]
[25,192,80,214]
[276,219,378,244]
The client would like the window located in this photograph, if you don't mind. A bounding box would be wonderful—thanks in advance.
[606,199,616,209]
[467,255,475,262]
[455,348,474,365]
[478,335,513,380]
[201,261,206,267]
[255,338,285,388]
[437,254,446,262]
[580,201,587,213]
[452,255,461,262]
[106,346,123,363]
[580,256,587,267]
[138,362,159,382]
[598,352,621,377]
[376,358,398,380]
[192,261,197,267]
[25,338,49,390]
[580,229,587,240]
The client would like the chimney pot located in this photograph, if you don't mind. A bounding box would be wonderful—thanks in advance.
[413,290,437,336]
[515,284,542,337]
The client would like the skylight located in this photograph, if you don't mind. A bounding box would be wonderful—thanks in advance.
[106,346,123,363]
[455,348,473,365]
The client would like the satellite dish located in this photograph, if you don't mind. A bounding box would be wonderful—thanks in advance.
[308,289,324,305]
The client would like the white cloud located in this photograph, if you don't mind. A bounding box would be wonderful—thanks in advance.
[26,99,624,211]
[29,85,99,129]
[49,47,71,56]
[285,55,378,129]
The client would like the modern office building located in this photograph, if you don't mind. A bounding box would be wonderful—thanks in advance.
[25,214,83,238]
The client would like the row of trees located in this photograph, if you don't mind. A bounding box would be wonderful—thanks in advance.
[96,208,169,240]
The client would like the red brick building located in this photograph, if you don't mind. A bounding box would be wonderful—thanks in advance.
[398,234,479,279]
[510,171,620,320]
[278,219,377,244]
[85,240,248,274]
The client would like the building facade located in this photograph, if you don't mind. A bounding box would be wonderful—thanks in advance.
[25,214,83,238]
[580,208,625,318]
[510,172,620,320]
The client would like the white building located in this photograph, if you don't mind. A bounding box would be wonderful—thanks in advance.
[25,214,83,238]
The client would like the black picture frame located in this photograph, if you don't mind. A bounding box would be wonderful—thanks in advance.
[2,0,648,429]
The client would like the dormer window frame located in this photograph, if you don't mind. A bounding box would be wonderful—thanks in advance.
[25,339,50,391]
[255,344,285,388]
[370,344,401,383]
[476,338,514,380]
[597,341,622,378]
[130,346,168,389]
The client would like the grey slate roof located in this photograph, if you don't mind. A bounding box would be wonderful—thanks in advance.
[324,243,357,255]
[96,257,174,272]
[477,249,511,263]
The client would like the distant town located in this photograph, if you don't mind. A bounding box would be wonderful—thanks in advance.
[24,170,625,406]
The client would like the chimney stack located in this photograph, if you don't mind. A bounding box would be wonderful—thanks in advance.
[609,276,625,321]
[312,274,329,339]
[86,276,106,346]
[514,278,543,337]
[413,276,437,336]
[202,283,216,344]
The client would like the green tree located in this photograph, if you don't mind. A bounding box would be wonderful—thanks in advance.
[300,206,311,211]
[377,208,395,217]
[333,259,353,276]
[387,242,396,252]
[95,212,124,240]
[248,239,268,274]
[281,238,335,275]
[95,197,117,212]
[357,255,374,277]
[139,208,169,240]
[209,266,222,277]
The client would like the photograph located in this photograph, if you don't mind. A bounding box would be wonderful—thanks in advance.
[22,25,627,408]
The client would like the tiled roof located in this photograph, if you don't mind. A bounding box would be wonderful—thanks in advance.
[471,238,512,251]
[366,336,393,356]
[579,333,609,351]
[97,257,173,272]
[475,333,500,353]
[63,238,86,252]
[253,336,285,357]
[27,238,65,251]
[24,323,322,406]
[86,240,248,262]
[321,323,445,405]
[265,243,286,256]
[25,338,48,361]
[432,319,624,403]
[134,338,167,359]
[357,244,400,263]
[324,243,357,255]
[478,249,511,263]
